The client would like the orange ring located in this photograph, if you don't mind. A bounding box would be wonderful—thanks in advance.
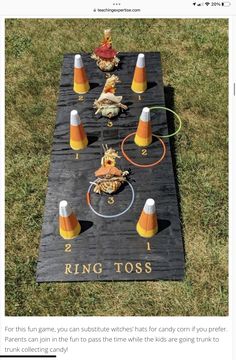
[86,192,90,205]
[120,132,167,168]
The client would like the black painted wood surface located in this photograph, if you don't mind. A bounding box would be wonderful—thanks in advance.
[36,52,185,282]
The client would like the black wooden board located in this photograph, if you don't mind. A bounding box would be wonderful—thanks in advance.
[36,52,185,282]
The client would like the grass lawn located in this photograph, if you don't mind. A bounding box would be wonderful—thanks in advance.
[5,19,228,316]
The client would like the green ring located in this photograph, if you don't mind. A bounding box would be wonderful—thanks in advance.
[148,106,182,138]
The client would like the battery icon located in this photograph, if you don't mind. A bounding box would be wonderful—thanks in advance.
[222,1,231,6]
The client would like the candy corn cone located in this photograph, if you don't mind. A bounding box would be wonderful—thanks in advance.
[136,198,158,238]
[59,200,81,239]
[70,110,88,150]
[134,107,152,147]
[73,54,90,94]
[131,53,147,93]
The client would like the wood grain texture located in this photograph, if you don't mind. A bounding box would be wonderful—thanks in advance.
[36,52,185,282]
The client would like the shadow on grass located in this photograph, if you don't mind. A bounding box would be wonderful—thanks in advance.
[164,84,186,260]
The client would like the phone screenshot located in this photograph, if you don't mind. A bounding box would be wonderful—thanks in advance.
[0,1,234,359]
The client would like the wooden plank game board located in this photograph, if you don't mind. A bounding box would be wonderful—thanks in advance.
[36,52,185,282]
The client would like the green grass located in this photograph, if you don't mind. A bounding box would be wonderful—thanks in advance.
[5,19,228,316]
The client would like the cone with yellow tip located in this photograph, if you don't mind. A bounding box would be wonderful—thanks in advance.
[136,198,158,238]
[131,53,147,93]
[59,200,81,239]
[134,107,152,147]
[73,54,90,94]
[70,110,88,150]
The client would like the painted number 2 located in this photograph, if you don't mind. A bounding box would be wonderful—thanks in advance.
[65,244,72,252]
[142,148,148,156]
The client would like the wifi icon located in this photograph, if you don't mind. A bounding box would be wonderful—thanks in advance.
[205,1,210,5]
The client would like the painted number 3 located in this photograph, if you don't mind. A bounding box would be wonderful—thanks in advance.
[108,196,115,205]
[107,121,113,127]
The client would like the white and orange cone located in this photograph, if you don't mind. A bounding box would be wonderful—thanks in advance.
[131,53,147,93]
[70,110,88,150]
[73,54,90,94]
[59,200,81,239]
[136,198,158,238]
[134,107,152,147]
